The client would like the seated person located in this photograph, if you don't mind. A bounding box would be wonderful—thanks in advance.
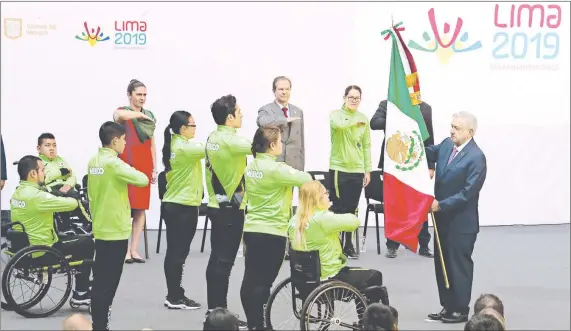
[363,303,397,331]
[288,180,388,305]
[37,133,80,199]
[204,307,240,330]
[479,308,506,330]
[10,155,94,306]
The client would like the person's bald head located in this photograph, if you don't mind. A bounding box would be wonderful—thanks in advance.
[62,313,91,330]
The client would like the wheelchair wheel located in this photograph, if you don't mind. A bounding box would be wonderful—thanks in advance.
[300,281,367,331]
[265,277,304,330]
[2,245,72,318]
[1,241,14,311]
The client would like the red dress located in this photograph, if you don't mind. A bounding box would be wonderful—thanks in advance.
[119,119,153,210]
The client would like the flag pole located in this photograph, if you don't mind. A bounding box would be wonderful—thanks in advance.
[431,211,450,289]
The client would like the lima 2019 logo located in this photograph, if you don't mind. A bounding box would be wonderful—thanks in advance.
[74,22,110,47]
[75,20,147,48]
[408,5,561,65]
[407,8,482,64]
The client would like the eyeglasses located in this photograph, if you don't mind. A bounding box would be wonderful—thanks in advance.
[185,124,196,128]
[347,96,361,102]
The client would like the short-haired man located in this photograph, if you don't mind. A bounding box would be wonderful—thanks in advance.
[464,313,505,331]
[370,100,435,258]
[205,94,251,329]
[426,111,487,324]
[257,76,305,260]
[36,133,79,199]
[256,76,305,171]
[10,155,94,307]
[88,121,149,331]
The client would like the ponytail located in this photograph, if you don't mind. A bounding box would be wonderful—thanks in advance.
[162,125,172,172]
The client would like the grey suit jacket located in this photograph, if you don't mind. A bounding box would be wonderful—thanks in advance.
[256,102,305,171]
[426,138,487,234]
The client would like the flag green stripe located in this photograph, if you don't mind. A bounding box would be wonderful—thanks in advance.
[387,38,429,141]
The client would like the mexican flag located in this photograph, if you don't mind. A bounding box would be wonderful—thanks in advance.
[382,23,435,253]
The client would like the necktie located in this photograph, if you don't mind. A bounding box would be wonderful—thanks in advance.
[282,107,288,118]
[447,146,458,165]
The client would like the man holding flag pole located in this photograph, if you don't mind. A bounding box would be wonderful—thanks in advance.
[382,21,488,324]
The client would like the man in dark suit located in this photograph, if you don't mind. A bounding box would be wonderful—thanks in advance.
[426,111,487,324]
[370,100,435,258]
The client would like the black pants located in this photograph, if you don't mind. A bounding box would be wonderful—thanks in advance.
[386,219,431,249]
[240,232,286,330]
[205,206,245,310]
[52,235,94,292]
[434,227,477,314]
[332,266,386,304]
[91,239,128,331]
[329,170,364,248]
[163,202,199,300]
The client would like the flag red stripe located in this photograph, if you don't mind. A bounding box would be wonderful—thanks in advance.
[383,172,434,252]
[393,27,421,93]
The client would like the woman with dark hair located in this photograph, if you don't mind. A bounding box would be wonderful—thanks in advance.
[329,85,372,259]
[113,79,156,263]
[240,126,312,330]
[160,110,204,310]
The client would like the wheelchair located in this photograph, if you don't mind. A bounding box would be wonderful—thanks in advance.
[264,249,389,330]
[1,219,94,318]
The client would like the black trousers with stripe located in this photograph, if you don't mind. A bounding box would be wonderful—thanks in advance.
[329,169,364,248]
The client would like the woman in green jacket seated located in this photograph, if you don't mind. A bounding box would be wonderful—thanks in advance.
[240,126,313,331]
[289,180,387,304]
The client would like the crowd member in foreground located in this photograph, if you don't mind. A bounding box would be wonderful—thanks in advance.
[464,313,505,331]
[203,307,240,331]
[161,110,204,310]
[289,181,388,305]
[88,121,149,331]
[328,85,372,259]
[204,95,251,329]
[363,303,397,331]
[113,79,157,263]
[240,126,312,330]
[474,293,504,317]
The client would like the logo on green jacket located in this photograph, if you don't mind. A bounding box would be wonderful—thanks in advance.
[385,130,425,171]
[246,170,264,179]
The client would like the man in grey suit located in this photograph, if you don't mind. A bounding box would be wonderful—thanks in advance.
[256,76,305,171]
[426,111,487,324]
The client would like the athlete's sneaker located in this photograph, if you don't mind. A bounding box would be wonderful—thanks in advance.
[164,297,202,310]
[70,291,91,306]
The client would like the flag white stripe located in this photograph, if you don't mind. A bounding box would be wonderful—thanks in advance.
[383,101,434,197]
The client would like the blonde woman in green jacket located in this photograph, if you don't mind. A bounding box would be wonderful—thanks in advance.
[289,181,386,304]
[240,126,312,330]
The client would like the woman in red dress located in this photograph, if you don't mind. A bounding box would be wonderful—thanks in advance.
[113,79,157,263]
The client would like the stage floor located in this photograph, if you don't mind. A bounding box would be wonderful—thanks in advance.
[1,224,569,330]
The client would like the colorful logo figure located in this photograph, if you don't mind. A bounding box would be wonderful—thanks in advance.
[408,8,482,64]
[75,22,110,47]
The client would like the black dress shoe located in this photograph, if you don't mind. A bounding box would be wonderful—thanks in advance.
[441,311,468,323]
[419,246,434,258]
[427,308,448,320]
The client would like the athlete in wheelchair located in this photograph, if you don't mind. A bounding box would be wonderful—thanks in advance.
[265,181,389,330]
[2,155,94,318]
[36,132,92,235]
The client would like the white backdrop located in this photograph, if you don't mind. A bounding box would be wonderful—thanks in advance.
[1,2,569,230]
